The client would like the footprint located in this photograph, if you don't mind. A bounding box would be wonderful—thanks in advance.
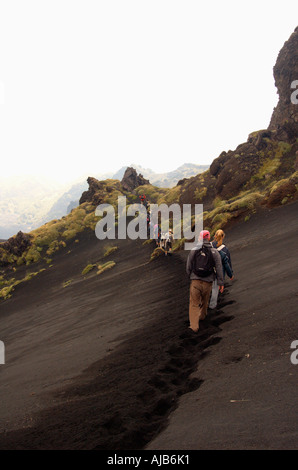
[211,315,234,327]
[151,395,175,417]
[148,375,171,393]
[137,388,156,403]
[217,300,236,308]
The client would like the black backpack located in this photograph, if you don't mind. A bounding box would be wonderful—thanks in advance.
[192,245,215,277]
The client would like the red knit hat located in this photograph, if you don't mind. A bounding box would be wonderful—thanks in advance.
[199,230,210,240]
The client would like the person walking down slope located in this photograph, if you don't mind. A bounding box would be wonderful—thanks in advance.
[186,230,224,332]
[160,231,167,250]
[209,229,234,309]
[153,224,161,247]
[164,230,174,256]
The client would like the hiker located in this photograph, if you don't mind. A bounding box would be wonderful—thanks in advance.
[209,229,234,309]
[186,230,224,332]
[146,213,151,235]
[139,194,147,208]
[164,229,174,255]
[153,223,161,247]
[157,225,161,246]
[160,231,167,250]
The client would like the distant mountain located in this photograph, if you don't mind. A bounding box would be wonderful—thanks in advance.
[0,163,208,239]
[111,163,208,188]
[42,163,208,225]
[144,163,209,187]
[0,176,68,239]
[41,180,89,223]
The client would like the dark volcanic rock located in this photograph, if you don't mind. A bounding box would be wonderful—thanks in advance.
[265,172,298,208]
[2,231,32,257]
[209,151,231,178]
[177,178,188,186]
[268,27,298,140]
[79,177,104,205]
[121,167,150,192]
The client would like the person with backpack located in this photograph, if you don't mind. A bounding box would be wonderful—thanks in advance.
[165,229,174,256]
[209,229,234,309]
[186,230,224,332]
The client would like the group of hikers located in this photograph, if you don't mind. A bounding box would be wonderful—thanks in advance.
[139,193,234,328]
[139,194,174,255]
[159,228,174,255]
[152,223,174,255]
[186,228,234,332]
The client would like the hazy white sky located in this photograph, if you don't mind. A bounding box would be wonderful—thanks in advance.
[0,0,297,184]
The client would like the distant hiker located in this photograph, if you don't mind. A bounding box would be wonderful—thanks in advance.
[153,224,161,247]
[160,231,167,249]
[148,216,154,238]
[146,213,151,235]
[164,230,174,255]
[157,225,161,246]
[139,194,147,208]
[186,230,224,332]
[209,229,234,309]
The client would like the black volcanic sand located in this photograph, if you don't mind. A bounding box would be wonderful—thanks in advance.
[0,201,297,450]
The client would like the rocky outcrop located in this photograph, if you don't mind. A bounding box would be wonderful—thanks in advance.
[265,171,298,208]
[79,168,150,206]
[121,167,150,192]
[79,177,124,206]
[268,27,298,140]
[79,177,106,206]
[1,231,32,257]
[179,27,298,210]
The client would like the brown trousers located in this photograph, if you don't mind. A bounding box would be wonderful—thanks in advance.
[189,279,213,331]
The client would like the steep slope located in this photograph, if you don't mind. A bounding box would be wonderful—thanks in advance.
[147,200,298,450]
[0,232,192,449]
[0,27,297,452]
[0,200,297,450]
